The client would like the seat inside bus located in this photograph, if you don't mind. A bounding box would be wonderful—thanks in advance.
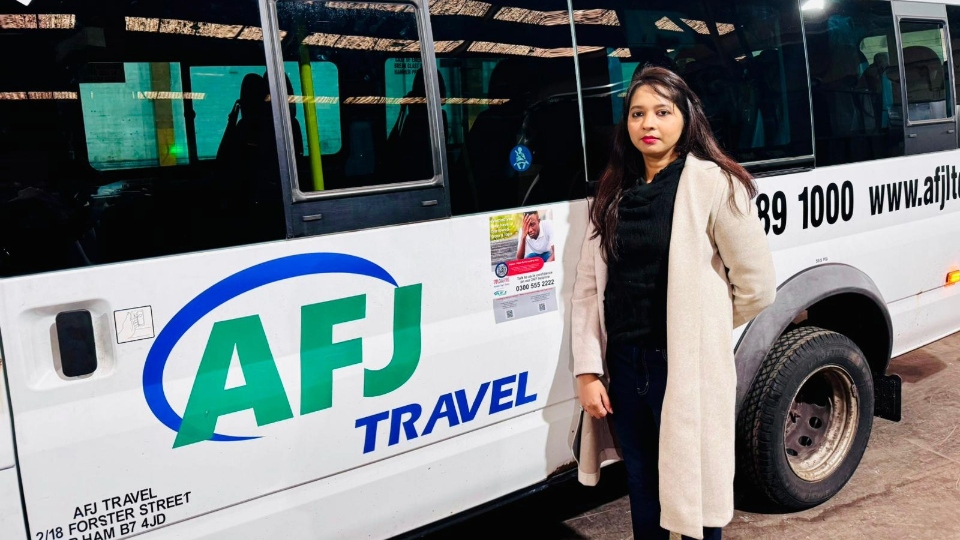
[901,45,949,120]
[454,58,585,212]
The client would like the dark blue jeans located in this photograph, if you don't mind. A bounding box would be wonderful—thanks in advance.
[606,344,722,540]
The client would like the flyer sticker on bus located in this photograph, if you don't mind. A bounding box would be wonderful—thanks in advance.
[489,209,559,324]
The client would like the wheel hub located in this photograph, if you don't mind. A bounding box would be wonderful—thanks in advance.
[784,364,860,482]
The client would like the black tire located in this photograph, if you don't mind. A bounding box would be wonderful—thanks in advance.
[737,326,874,509]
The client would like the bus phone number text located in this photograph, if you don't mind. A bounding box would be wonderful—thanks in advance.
[756,181,854,236]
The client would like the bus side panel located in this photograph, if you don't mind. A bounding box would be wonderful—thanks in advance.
[0,202,585,539]
[105,400,577,540]
[0,467,27,540]
[756,154,960,356]
[0,359,16,471]
[0,360,26,539]
[888,271,960,357]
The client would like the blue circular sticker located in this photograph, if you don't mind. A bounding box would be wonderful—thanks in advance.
[495,262,509,278]
[509,145,533,172]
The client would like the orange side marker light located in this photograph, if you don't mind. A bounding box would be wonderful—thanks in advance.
[948,270,960,286]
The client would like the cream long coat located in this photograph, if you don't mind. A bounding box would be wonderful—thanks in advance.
[571,154,776,539]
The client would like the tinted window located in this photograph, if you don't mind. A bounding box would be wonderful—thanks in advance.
[275,1,434,192]
[429,0,587,215]
[0,1,285,277]
[571,0,812,180]
[79,62,191,170]
[947,5,960,119]
[803,0,904,166]
[898,20,952,122]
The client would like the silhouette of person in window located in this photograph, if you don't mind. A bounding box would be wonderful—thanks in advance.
[215,73,285,242]
[217,73,270,166]
[860,52,892,128]
[386,67,446,182]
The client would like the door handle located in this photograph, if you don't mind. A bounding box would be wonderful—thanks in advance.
[908,133,918,138]
[55,310,98,377]
[948,129,956,134]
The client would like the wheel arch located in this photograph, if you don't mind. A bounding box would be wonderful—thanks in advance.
[735,263,892,416]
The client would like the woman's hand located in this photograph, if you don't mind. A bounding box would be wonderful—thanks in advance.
[577,374,613,419]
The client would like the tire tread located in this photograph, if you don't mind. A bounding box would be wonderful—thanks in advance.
[737,326,873,509]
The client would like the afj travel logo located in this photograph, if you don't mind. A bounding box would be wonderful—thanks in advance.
[141,253,422,448]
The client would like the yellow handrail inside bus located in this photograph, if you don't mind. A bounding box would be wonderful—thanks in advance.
[299,44,325,191]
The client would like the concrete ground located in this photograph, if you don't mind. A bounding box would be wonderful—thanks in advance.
[417,331,960,540]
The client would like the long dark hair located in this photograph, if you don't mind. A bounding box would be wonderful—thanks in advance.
[590,66,755,261]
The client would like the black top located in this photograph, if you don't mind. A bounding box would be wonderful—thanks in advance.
[604,156,686,348]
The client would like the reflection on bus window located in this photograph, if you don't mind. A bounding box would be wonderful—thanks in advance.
[275,0,433,193]
[80,63,191,170]
[190,63,342,160]
[898,21,952,122]
[80,61,336,170]
[192,66,268,161]
[430,0,587,215]
[385,65,445,183]
[803,0,904,166]
[572,0,812,178]
[0,1,285,277]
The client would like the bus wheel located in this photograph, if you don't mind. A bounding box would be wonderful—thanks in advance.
[738,326,874,509]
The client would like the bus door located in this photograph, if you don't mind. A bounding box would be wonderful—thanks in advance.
[269,0,451,238]
[892,1,958,155]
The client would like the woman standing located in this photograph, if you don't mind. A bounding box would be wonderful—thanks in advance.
[572,67,776,539]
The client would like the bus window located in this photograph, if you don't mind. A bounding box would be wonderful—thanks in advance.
[571,0,812,179]
[948,6,960,119]
[429,1,587,215]
[898,21,952,122]
[802,0,904,166]
[275,1,432,193]
[0,1,285,277]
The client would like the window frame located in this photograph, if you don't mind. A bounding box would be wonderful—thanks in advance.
[428,7,590,215]
[803,0,909,167]
[890,0,957,157]
[894,17,956,127]
[571,0,817,177]
[741,2,817,173]
[762,0,816,174]
[260,0,448,210]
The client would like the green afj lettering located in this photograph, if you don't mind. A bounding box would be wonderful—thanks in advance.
[174,316,292,448]
[175,284,423,447]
